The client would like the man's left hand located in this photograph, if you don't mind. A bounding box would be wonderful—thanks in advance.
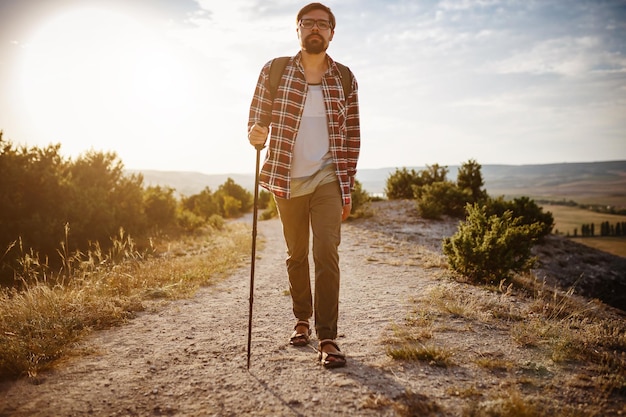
[342,203,352,221]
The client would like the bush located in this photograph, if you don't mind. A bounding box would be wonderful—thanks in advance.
[350,179,371,219]
[385,167,421,199]
[258,190,272,210]
[385,165,450,200]
[181,187,219,220]
[443,203,541,284]
[416,181,469,219]
[144,186,177,230]
[221,195,242,218]
[419,164,449,187]
[214,178,252,217]
[176,209,205,232]
[484,196,554,240]
[260,196,278,220]
[0,138,149,285]
[207,214,225,230]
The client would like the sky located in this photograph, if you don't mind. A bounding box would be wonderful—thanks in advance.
[0,0,625,175]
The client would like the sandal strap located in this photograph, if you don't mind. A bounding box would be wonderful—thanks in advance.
[294,320,310,330]
[322,351,345,360]
[319,339,341,352]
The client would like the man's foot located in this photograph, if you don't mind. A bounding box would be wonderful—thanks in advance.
[289,320,311,346]
[318,339,346,368]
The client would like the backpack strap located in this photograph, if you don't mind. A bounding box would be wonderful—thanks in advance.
[269,56,353,100]
[269,57,290,100]
[335,62,353,99]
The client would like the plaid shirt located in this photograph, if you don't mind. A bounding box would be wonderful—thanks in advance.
[248,52,360,206]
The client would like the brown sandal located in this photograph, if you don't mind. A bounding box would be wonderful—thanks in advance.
[318,339,346,368]
[289,320,311,346]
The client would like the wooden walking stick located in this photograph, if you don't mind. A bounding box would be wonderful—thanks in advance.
[247,143,263,369]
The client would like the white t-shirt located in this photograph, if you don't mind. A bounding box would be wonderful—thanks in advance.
[291,84,332,179]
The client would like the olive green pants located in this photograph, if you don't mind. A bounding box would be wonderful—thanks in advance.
[275,181,343,341]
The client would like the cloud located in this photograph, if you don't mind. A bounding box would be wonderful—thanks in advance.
[438,0,504,11]
[485,36,626,77]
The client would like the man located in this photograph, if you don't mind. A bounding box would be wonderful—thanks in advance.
[248,2,360,368]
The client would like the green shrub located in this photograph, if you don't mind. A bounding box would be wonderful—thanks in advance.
[350,179,371,218]
[258,190,271,210]
[484,196,554,239]
[416,181,469,219]
[181,187,219,220]
[144,186,177,229]
[214,178,252,217]
[443,203,541,284]
[221,195,242,218]
[385,167,421,199]
[386,165,451,200]
[207,214,225,230]
[260,195,278,220]
[176,209,205,232]
[456,159,488,204]
[418,164,449,188]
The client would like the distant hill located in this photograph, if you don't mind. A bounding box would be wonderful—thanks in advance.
[128,160,626,204]
[127,170,254,197]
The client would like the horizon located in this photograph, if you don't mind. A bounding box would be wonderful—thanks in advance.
[129,158,626,177]
[1,0,625,174]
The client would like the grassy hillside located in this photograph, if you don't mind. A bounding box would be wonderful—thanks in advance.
[483,161,626,207]
[127,170,255,196]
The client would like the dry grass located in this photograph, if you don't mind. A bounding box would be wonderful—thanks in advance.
[0,223,250,379]
[384,272,626,415]
[393,391,442,416]
[386,343,454,367]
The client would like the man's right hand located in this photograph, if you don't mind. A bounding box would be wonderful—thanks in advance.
[248,123,269,148]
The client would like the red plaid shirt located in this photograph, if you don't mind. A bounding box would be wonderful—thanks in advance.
[248,52,360,206]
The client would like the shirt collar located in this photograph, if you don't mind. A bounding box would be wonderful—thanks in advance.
[293,51,338,76]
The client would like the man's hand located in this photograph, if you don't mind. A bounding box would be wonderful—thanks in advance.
[342,202,352,221]
[248,123,269,148]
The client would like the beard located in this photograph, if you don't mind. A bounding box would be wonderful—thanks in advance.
[304,34,327,54]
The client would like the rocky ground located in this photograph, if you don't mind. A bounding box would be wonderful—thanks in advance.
[0,199,624,416]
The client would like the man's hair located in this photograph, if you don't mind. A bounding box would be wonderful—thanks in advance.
[297,3,336,29]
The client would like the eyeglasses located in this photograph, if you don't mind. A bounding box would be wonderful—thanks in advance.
[299,19,332,30]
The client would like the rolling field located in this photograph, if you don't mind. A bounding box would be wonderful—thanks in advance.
[542,204,626,257]
[569,236,626,258]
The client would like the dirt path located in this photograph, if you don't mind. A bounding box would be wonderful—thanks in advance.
[2,200,625,415]
[0,201,460,416]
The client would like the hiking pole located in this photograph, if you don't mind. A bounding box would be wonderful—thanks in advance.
[247,139,264,370]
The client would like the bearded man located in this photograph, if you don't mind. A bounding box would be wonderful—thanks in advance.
[248,2,360,368]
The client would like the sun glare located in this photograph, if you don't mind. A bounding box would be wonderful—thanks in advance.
[15,6,195,159]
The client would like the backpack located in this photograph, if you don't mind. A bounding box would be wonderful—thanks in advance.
[268,56,352,100]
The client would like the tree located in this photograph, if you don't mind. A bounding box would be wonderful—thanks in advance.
[0,138,149,285]
[456,159,487,204]
[66,150,145,247]
[0,136,70,259]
